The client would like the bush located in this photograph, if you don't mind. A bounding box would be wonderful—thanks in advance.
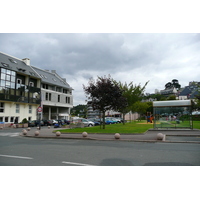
[22,118,28,124]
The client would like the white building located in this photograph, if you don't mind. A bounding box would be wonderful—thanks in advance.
[0,51,73,126]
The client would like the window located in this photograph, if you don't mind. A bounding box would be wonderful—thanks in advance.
[16,104,20,113]
[29,105,32,114]
[0,117,3,122]
[17,79,22,84]
[28,117,31,121]
[49,93,51,101]
[58,95,60,102]
[45,93,51,101]
[42,84,48,89]
[10,117,14,122]
[66,97,70,104]
[0,102,4,112]
[46,92,48,100]
[5,117,9,122]
[29,82,34,87]
[9,58,18,64]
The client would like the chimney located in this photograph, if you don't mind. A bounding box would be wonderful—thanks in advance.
[22,58,30,66]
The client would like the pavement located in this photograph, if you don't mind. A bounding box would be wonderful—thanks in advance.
[16,126,200,143]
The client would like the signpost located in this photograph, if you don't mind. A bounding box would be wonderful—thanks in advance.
[37,106,43,130]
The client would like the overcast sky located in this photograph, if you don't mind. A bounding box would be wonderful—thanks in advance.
[0,33,200,105]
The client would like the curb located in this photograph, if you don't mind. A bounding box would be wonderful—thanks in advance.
[20,134,200,144]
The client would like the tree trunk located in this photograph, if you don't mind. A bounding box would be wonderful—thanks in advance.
[123,112,126,125]
[102,111,106,129]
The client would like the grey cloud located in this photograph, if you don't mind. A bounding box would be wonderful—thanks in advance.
[0,33,200,105]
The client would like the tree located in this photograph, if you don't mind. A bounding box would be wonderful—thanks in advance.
[83,75,127,129]
[132,101,150,121]
[116,81,149,124]
[165,79,181,90]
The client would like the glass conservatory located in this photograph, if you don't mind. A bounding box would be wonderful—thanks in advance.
[153,100,193,129]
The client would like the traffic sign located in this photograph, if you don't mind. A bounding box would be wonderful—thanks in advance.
[37,107,43,112]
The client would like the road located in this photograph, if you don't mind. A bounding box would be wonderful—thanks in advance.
[0,131,200,166]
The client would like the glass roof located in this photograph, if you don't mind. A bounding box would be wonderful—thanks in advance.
[153,100,191,107]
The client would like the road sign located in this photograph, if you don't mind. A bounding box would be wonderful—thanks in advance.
[37,107,43,112]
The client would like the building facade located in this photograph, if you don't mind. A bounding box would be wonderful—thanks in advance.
[0,52,73,126]
[32,67,73,120]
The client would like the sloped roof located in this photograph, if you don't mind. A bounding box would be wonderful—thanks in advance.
[0,51,72,90]
[179,87,191,96]
[31,66,72,89]
[0,51,40,79]
[190,90,199,99]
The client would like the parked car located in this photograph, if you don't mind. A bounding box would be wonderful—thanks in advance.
[35,120,44,126]
[105,118,115,124]
[89,118,101,126]
[73,118,95,127]
[28,120,35,127]
[192,111,200,115]
[43,120,53,126]
[61,119,70,125]
[29,120,44,127]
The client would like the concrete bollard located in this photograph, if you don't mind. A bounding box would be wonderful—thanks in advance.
[48,126,51,129]
[27,127,31,131]
[56,131,61,136]
[35,131,39,136]
[22,129,27,135]
[82,132,88,137]
[157,133,165,141]
[115,133,120,139]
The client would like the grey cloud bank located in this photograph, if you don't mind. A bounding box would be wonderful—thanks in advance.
[0,33,200,105]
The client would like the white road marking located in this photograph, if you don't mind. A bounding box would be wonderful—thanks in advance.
[0,132,19,137]
[62,161,95,166]
[0,154,33,160]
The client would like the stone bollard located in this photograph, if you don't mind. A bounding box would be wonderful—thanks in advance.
[22,129,27,135]
[48,126,51,129]
[157,133,165,141]
[56,131,61,136]
[115,133,120,139]
[35,131,39,136]
[37,126,40,130]
[0,127,3,130]
[27,127,31,131]
[82,132,88,137]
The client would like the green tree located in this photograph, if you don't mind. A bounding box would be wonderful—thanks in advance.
[83,75,127,129]
[116,81,149,124]
[132,101,150,121]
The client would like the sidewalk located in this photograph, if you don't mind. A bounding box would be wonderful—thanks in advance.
[19,126,200,143]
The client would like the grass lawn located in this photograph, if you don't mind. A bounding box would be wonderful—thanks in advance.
[58,120,200,134]
[59,120,154,134]
[193,121,200,129]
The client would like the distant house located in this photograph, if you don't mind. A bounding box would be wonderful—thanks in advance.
[0,51,73,126]
[178,82,200,100]
[160,87,178,96]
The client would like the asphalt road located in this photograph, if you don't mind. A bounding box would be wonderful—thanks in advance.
[0,132,200,166]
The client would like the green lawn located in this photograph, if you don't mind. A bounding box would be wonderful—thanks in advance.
[59,121,153,134]
[58,120,200,134]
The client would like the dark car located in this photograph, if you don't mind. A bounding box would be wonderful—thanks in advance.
[61,119,70,125]
[33,120,44,127]
[28,120,35,127]
[43,120,53,126]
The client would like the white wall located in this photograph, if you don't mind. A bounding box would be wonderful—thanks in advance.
[0,102,38,123]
